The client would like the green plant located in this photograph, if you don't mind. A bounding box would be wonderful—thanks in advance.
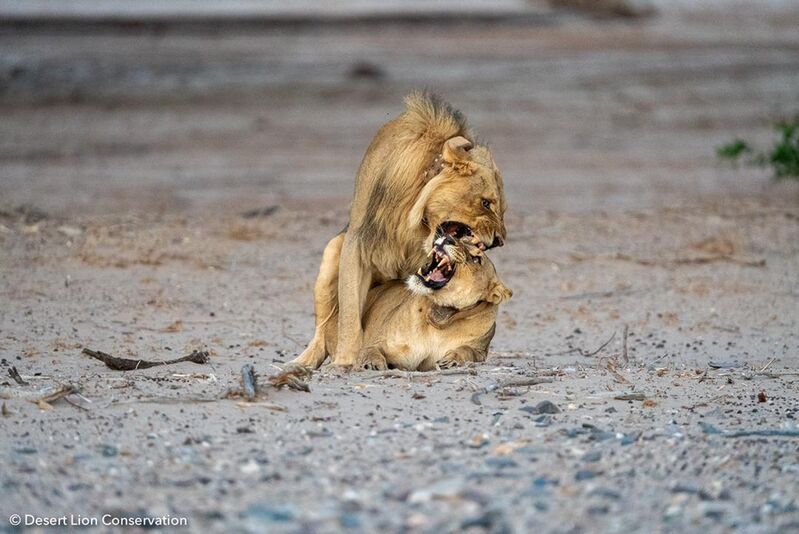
[717,118,799,180]
[716,139,750,160]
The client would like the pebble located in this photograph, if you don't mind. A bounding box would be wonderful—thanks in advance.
[587,487,621,500]
[467,433,490,449]
[460,509,511,533]
[244,504,295,523]
[582,450,602,462]
[99,445,118,457]
[520,401,560,415]
[239,459,260,475]
[575,470,597,481]
[408,478,466,504]
[339,513,361,529]
[485,457,518,469]
[534,415,552,427]
[535,401,561,414]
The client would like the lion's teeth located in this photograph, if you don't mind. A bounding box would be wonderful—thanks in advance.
[439,255,450,266]
[427,249,435,258]
[417,268,424,276]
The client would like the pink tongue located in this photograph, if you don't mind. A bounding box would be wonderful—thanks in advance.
[429,269,446,282]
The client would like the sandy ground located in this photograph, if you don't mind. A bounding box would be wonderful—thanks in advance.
[1,4,799,533]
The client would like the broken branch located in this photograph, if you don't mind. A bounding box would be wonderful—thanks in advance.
[82,348,209,371]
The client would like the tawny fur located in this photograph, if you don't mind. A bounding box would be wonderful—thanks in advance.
[294,92,507,367]
[324,246,512,371]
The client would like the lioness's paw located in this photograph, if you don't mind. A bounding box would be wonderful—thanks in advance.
[319,362,353,375]
[356,348,388,371]
[437,355,465,369]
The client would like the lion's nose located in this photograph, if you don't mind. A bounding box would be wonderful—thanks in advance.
[490,235,504,248]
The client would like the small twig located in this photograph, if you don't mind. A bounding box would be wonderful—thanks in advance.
[758,358,776,373]
[621,324,629,366]
[82,348,209,371]
[614,393,646,401]
[546,332,616,358]
[364,367,478,379]
[63,393,92,411]
[471,377,554,405]
[108,395,223,405]
[8,366,28,386]
[0,383,79,407]
[723,429,799,438]
[606,358,630,384]
[241,364,257,400]
[698,369,709,383]
[269,364,312,392]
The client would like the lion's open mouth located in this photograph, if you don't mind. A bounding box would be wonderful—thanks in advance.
[416,234,457,289]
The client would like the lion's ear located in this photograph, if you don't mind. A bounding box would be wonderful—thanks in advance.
[442,136,473,165]
[486,281,512,305]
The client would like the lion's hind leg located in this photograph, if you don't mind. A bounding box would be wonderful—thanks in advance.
[293,233,344,369]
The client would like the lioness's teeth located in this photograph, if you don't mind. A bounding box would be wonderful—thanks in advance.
[439,255,450,266]
[427,248,435,258]
[417,268,424,276]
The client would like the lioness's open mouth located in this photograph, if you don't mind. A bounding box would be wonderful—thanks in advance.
[416,235,457,289]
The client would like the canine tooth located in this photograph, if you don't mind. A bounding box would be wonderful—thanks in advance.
[427,248,435,258]
[417,268,424,276]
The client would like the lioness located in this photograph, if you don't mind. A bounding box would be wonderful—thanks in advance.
[323,236,511,371]
[295,92,507,368]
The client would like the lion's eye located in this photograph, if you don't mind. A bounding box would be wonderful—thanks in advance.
[481,199,491,209]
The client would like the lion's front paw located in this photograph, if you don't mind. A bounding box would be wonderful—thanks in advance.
[356,347,388,371]
[319,362,353,375]
[437,353,466,369]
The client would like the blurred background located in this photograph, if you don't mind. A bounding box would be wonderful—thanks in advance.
[1,0,798,217]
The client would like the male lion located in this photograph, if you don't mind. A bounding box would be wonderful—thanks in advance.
[295,92,507,368]
[325,236,512,371]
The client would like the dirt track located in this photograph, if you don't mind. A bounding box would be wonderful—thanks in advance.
[1,4,799,533]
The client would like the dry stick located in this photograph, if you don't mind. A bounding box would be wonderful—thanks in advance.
[471,377,554,406]
[365,367,478,379]
[269,365,312,392]
[723,429,799,438]
[621,324,629,366]
[241,364,257,400]
[546,332,616,358]
[82,348,209,371]
[758,358,776,373]
[0,383,79,405]
[108,395,224,406]
[8,366,28,386]
[614,393,646,401]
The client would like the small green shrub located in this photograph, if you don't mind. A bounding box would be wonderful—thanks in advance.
[717,118,799,180]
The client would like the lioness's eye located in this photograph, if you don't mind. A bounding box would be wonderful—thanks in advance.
[481,199,491,209]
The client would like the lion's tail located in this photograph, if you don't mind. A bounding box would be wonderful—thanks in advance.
[402,91,471,144]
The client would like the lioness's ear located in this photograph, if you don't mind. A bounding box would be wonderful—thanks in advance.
[486,281,513,305]
[442,136,473,165]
